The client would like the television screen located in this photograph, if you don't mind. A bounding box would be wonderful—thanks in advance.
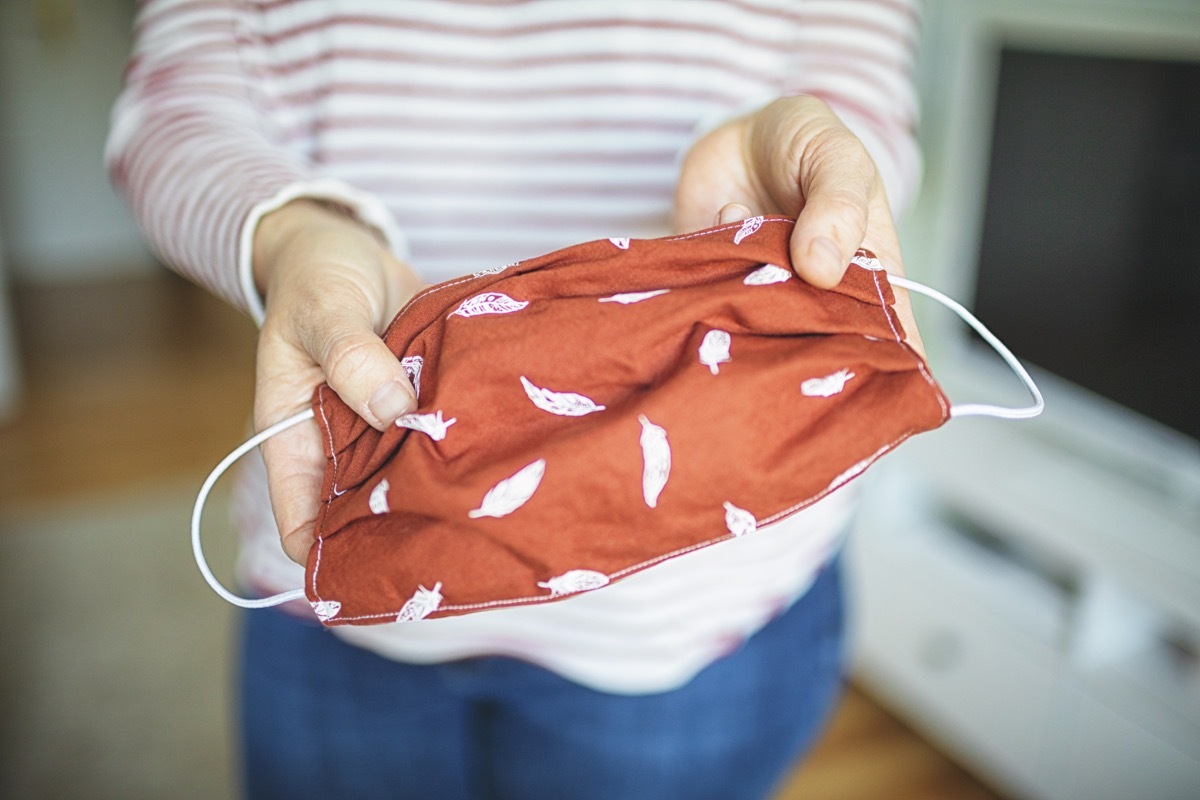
[973,48,1200,443]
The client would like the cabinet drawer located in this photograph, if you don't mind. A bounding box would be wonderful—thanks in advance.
[849,523,1065,799]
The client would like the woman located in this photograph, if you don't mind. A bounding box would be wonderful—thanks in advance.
[108,2,922,797]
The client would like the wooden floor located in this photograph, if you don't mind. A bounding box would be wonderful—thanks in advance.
[0,271,1005,799]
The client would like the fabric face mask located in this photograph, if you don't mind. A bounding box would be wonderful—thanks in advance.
[193,216,1042,625]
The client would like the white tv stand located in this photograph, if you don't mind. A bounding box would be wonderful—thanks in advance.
[847,418,1200,800]
[845,3,1200,796]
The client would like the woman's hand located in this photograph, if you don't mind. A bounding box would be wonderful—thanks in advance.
[674,95,922,352]
[252,200,424,564]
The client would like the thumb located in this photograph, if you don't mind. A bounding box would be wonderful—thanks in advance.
[314,325,417,430]
[789,154,873,289]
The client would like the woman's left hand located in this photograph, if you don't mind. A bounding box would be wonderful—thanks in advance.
[673,95,922,353]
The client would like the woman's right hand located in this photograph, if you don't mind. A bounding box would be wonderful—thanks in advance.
[251,200,424,564]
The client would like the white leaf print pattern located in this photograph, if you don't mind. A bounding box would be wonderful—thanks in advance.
[468,459,546,519]
[850,252,884,271]
[520,376,606,417]
[449,292,529,319]
[638,415,671,509]
[699,329,732,375]
[598,289,670,305]
[801,369,856,398]
[395,410,457,440]
[396,582,443,623]
[311,600,342,622]
[743,264,792,285]
[368,479,390,515]
[723,502,757,538]
[608,237,631,249]
[538,570,610,597]
[733,215,764,244]
[400,355,423,400]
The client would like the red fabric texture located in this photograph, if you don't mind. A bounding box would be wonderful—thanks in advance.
[307,216,950,625]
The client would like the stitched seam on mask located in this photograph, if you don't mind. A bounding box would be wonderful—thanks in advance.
[327,277,910,620]
[380,272,490,339]
[311,529,324,599]
[312,278,487,614]
[323,218,802,622]
[521,217,789,278]
[310,388,335,603]
[613,432,912,577]
[664,216,789,243]
[328,492,850,619]
[379,220,792,342]
[759,431,914,527]
[918,357,950,417]
[873,268,945,419]
[330,594,554,622]
[870,270,905,344]
[476,220,791,295]
[606,535,750,580]
[316,386,345,497]
[331,435,907,620]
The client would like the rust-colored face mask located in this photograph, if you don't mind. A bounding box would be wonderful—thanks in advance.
[193,217,1042,625]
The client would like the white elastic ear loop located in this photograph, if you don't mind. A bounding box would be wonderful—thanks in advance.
[190,408,315,609]
[889,275,1045,420]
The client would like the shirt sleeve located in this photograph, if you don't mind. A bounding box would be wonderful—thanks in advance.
[783,0,923,216]
[104,0,406,325]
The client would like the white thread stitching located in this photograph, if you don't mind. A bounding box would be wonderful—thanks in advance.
[872,270,950,418]
[316,218,884,620]
[870,270,904,344]
[873,268,945,419]
[663,216,790,244]
[377,218,792,343]
[316,386,342,496]
[310,388,340,602]
[324,426,913,621]
[311,273,504,609]
[311,512,325,598]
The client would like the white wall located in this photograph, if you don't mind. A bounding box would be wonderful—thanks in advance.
[0,0,155,283]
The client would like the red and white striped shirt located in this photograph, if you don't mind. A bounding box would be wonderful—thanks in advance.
[108,0,919,693]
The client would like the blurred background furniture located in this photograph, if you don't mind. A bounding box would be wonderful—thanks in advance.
[0,0,158,422]
[849,2,1200,799]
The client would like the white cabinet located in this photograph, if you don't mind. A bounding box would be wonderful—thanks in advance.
[1065,694,1198,800]
[858,2,1200,795]
[848,426,1200,800]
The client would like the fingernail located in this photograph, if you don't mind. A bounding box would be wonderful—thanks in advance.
[716,203,751,225]
[368,380,415,426]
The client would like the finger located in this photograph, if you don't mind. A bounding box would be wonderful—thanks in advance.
[260,421,326,565]
[672,118,755,234]
[715,202,752,226]
[305,321,417,430]
[788,132,875,289]
[251,332,326,565]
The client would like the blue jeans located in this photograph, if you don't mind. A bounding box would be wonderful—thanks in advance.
[238,556,845,800]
